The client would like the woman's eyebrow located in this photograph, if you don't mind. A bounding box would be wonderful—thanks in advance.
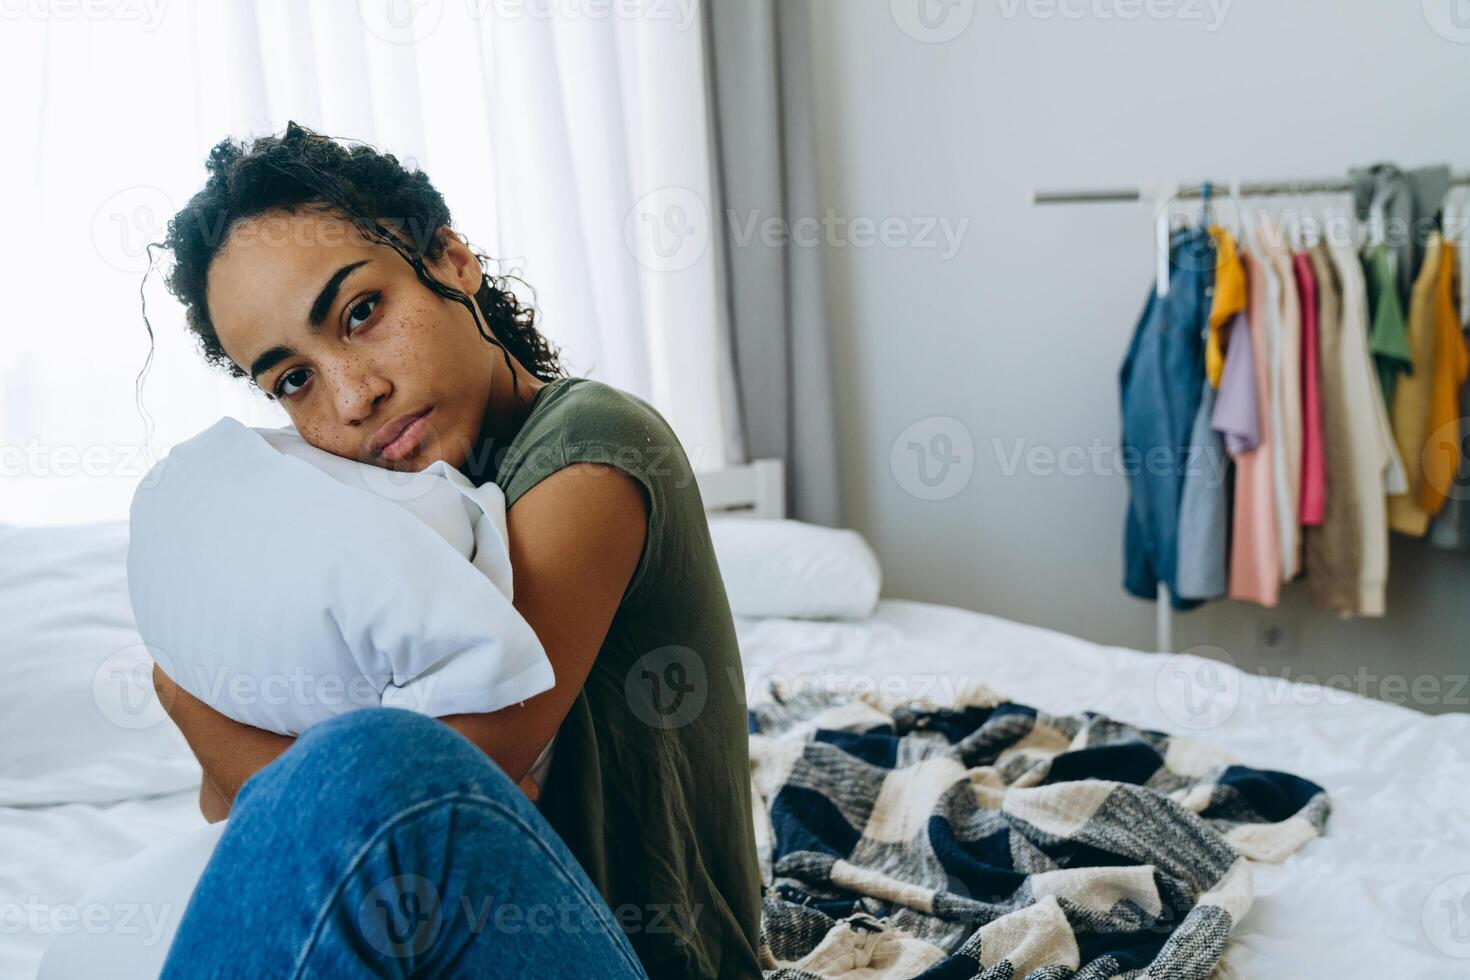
[248,259,372,382]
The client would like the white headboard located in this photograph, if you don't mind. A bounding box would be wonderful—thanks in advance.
[697,458,785,520]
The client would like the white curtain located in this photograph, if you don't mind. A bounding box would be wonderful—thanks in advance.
[0,0,738,526]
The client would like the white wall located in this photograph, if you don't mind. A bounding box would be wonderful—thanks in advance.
[805,0,1470,712]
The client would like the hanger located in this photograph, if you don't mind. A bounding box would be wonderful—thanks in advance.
[1287,188,1322,253]
[1367,188,1387,250]
[1455,187,1470,249]
[1156,199,1172,298]
[1146,178,1182,299]
[1286,189,1303,252]
[1201,179,1245,241]
[1300,192,1322,249]
[1227,177,1263,253]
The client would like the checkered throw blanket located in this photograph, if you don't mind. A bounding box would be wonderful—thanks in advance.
[749,682,1329,979]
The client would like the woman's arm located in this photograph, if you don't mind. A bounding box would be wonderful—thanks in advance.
[156,461,645,818]
[159,664,544,820]
[437,461,648,782]
[154,663,295,820]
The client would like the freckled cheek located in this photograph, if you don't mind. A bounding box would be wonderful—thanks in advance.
[408,314,454,358]
[294,419,327,448]
[289,404,349,455]
[389,314,456,379]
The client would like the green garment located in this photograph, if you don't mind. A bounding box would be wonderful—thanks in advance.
[488,377,763,980]
[1364,245,1412,405]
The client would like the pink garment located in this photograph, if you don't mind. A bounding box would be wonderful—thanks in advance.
[1229,250,1282,607]
[1295,253,1326,526]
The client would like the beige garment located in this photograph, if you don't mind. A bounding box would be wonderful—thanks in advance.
[1327,239,1403,617]
[1387,233,1442,536]
[1265,233,1304,579]
[1303,243,1362,614]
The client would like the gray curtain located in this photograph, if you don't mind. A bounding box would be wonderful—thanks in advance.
[703,0,844,526]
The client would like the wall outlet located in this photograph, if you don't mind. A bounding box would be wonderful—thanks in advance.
[1253,618,1298,658]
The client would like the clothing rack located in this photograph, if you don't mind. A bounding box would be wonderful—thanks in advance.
[1031,169,1470,655]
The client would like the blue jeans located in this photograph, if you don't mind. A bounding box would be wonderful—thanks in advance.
[160,708,650,979]
[1119,226,1215,611]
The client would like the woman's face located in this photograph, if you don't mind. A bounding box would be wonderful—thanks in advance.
[207,209,495,471]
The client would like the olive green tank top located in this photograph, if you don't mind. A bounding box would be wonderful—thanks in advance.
[488,377,762,980]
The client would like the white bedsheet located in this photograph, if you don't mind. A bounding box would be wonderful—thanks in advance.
[0,791,203,980]
[4,599,1466,977]
[734,600,1470,979]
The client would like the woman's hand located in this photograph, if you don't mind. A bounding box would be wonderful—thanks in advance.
[153,663,295,820]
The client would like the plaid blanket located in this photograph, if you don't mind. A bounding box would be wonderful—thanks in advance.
[749,680,1329,979]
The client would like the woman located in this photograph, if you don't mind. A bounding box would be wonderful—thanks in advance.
[148,121,762,979]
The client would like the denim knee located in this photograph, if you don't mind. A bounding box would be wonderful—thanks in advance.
[238,707,517,819]
[298,705,448,755]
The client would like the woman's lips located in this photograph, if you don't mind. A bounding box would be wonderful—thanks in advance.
[377,408,433,462]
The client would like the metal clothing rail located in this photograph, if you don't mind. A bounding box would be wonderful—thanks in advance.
[1032,172,1470,205]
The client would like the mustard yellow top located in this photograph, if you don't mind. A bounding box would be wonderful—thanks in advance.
[1388,234,1442,537]
[1207,226,1248,389]
[1421,241,1469,516]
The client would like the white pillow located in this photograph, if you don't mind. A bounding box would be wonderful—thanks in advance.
[126,416,554,736]
[707,517,881,620]
[255,425,514,598]
[0,521,201,806]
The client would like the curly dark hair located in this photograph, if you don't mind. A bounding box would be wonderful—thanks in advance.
[144,119,563,410]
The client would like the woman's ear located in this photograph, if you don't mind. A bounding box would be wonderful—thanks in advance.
[433,227,483,294]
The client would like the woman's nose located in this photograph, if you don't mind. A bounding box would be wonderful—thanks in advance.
[328,362,392,425]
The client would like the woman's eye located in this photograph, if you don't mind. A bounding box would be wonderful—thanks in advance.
[275,367,311,398]
[346,293,379,333]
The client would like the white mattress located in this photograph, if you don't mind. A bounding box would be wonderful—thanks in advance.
[734,600,1470,978]
[4,599,1466,977]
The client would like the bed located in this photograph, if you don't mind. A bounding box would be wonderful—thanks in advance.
[734,601,1470,977]
[2,461,1467,978]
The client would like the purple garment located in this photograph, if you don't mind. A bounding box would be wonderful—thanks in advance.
[1212,311,1259,455]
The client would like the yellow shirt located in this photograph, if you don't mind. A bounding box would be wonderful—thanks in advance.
[1387,234,1442,536]
[1207,226,1248,389]
[1421,241,1469,516]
